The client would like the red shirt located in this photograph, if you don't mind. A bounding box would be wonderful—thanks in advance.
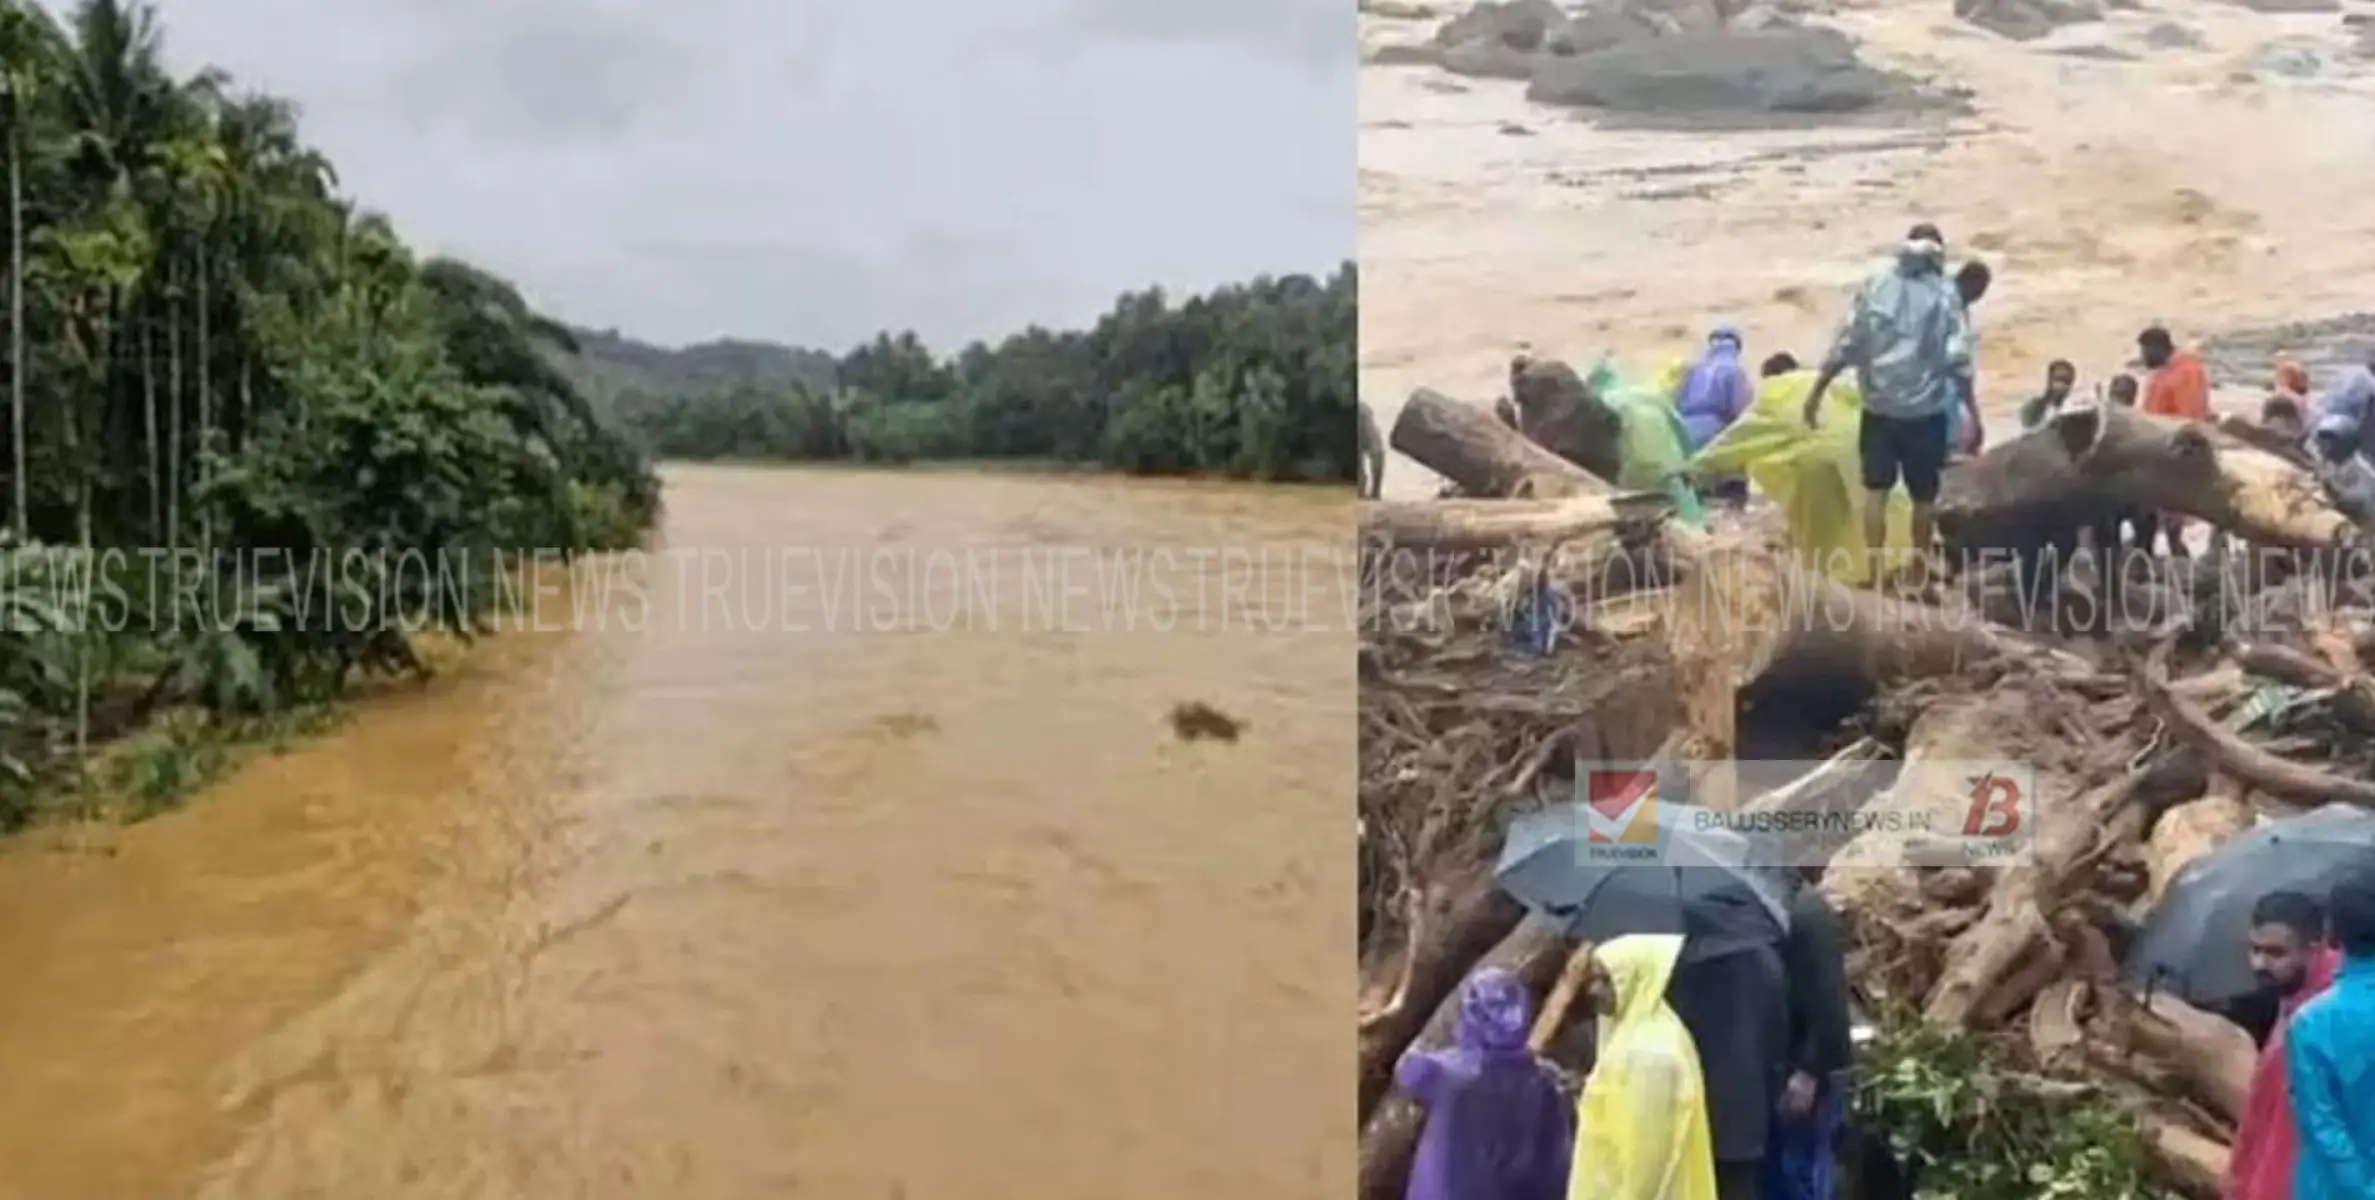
[2145,351,2213,422]
[2227,946,2343,1200]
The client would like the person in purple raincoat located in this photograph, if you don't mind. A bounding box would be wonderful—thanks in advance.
[1677,324,1756,451]
[1676,324,1757,506]
[1394,966,1574,1200]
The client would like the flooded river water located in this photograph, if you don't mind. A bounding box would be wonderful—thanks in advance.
[0,464,1351,1199]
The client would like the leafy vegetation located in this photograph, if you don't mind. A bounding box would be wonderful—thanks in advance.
[599,264,1359,483]
[0,0,660,824]
[1856,1016,2158,1200]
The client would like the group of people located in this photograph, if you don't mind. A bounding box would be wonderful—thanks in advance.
[2222,875,2375,1200]
[1392,871,1853,1200]
[1394,871,2375,1200]
[1659,220,2375,584]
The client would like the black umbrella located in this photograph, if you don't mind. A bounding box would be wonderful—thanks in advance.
[1495,797,1792,962]
[2123,803,2375,1008]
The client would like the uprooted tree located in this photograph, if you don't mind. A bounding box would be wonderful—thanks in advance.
[1358,371,2375,1199]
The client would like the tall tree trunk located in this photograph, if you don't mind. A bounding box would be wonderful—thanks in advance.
[196,254,212,548]
[166,259,182,549]
[142,317,158,537]
[5,119,22,541]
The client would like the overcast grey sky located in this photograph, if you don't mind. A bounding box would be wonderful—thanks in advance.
[150,0,1351,349]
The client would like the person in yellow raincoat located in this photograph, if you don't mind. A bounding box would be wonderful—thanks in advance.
[1568,934,1718,1200]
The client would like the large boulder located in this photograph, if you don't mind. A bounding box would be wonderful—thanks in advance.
[1526,27,1918,119]
[1955,0,2104,42]
[1434,0,1574,50]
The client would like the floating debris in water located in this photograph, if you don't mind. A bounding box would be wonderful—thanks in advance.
[1168,702,1244,743]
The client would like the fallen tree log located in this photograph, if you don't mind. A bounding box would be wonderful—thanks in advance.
[2144,1111,2232,1199]
[1935,426,2125,560]
[1391,387,2084,754]
[2146,783,2252,907]
[1356,918,1573,1200]
[2049,406,2358,550]
[1925,759,2150,1027]
[1393,385,1619,502]
[2215,413,2312,468]
[1358,493,1672,555]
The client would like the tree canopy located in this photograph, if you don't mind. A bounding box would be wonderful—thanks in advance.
[0,0,658,817]
[602,263,1358,483]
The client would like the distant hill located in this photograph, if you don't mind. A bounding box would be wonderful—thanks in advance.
[553,327,839,418]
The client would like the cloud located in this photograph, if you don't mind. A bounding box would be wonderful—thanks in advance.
[141,0,1352,348]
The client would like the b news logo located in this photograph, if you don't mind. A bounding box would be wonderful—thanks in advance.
[1962,770,2024,838]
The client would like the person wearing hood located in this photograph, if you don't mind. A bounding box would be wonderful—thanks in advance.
[2285,871,2375,1200]
[1800,223,1972,586]
[2310,411,2375,524]
[2225,891,2341,1200]
[1569,934,1718,1200]
[1393,966,1574,1200]
[1677,325,1757,506]
[1677,325,1756,452]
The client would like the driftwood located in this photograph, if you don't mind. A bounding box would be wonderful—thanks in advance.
[1358,494,1672,555]
[2050,406,2358,550]
[1926,763,2147,1026]
[1390,386,2083,754]
[1394,385,1620,502]
[2143,634,2375,808]
[1363,357,2375,1200]
[1935,426,2125,559]
[2146,784,2253,906]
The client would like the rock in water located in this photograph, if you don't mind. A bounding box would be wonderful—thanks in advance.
[1955,0,2104,42]
[1434,0,1572,51]
[1526,27,1919,120]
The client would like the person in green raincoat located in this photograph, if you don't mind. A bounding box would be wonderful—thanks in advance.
[1568,934,1718,1200]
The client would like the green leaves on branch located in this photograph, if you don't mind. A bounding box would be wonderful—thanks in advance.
[1856,1016,2157,1200]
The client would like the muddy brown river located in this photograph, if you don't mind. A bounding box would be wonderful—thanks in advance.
[0,464,1351,1199]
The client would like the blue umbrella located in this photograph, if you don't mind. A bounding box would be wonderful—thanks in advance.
[1495,797,1793,961]
[2124,803,2375,1008]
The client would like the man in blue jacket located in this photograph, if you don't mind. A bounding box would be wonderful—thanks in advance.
[2288,871,2375,1200]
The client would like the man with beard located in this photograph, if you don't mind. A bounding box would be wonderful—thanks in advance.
[2224,890,2340,1200]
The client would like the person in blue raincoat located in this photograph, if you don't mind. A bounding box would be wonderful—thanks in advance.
[1394,966,1574,1200]
[2287,870,2375,1200]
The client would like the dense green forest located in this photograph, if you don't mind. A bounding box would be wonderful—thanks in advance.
[598,264,1359,483]
[0,0,659,821]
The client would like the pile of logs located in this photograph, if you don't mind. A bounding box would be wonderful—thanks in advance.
[1356,374,2375,1199]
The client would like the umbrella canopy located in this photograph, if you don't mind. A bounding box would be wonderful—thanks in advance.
[1495,798,1793,961]
[2123,803,2375,1008]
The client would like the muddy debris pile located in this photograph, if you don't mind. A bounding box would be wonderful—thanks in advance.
[1369,0,1949,123]
[1356,365,2375,1200]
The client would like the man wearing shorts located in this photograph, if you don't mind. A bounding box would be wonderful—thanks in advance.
[1802,223,1972,585]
